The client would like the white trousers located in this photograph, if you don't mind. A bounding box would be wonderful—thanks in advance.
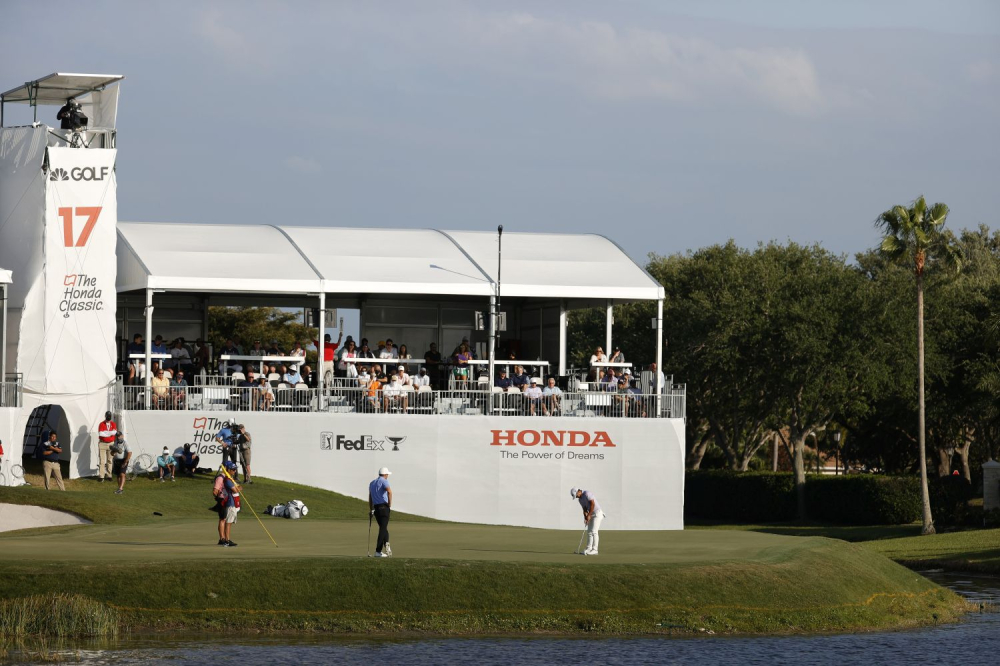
[586,510,605,553]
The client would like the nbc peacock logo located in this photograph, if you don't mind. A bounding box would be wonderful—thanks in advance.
[49,168,69,182]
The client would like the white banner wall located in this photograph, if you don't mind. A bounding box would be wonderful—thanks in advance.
[0,408,16,486]
[120,412,685,530]
[18,147,118,393]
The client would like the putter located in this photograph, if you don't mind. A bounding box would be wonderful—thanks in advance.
[574,528,587,555]
[367,511,373,557]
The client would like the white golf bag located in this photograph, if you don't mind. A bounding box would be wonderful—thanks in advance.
[266,499,309,519]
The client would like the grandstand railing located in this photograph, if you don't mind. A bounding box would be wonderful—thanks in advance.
[0,378,22,408]
[118,384,686,419]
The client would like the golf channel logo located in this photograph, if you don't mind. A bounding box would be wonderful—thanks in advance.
[187,417,229,455]
[48,166,110,182]
[321,433,406,452]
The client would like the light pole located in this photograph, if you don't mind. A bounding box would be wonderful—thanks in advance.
[832,430,842,475]
[488,225,502,401]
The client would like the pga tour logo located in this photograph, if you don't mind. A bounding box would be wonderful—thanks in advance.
[321,433,406,452]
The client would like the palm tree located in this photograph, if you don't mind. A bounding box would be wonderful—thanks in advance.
[875,195,961,535]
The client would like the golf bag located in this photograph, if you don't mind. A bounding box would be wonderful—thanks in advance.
[266,499,309,519]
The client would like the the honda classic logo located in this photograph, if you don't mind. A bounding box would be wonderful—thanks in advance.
[490,430,616,447]
[321,432,406,451]
[182,417,228,455]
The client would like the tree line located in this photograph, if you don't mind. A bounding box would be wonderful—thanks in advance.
[569,198,1000,530]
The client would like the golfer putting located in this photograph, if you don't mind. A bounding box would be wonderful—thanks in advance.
[571,487,605,556]
[368,467,392,557]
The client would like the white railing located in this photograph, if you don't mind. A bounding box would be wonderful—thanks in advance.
[119,383,686,419]
[0,380,22,408]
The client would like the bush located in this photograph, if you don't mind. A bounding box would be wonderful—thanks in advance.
[685,471,797,522]
[929,475,975,528]
[686,472,921,525]
[804,475,921,525]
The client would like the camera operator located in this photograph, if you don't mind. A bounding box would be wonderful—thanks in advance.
[233,423,253,484]
[56,98,87,131]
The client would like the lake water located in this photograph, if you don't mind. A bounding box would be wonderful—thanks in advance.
[7,571,999,665]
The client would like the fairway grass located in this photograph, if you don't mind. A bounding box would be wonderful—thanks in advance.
[0,473,969,636]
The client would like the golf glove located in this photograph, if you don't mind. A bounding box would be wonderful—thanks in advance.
[369,509,374,517]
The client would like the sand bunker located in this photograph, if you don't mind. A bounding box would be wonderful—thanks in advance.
[0,503,91,533]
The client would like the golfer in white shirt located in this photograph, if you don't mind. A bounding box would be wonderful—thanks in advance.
[571,487,605,555]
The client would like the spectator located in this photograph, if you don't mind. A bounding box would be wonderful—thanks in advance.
[151,368,171,409]
[126,333,144,385]
[157,446,176,482]
[289,341,306,370]
[170,369,189,410]
[267,339,283,355]
[424,343,442,368]
[614,379,634,416]
[220,339,242,374]
[312,332,343,385]
[256,377,274,411]
[359,343,375,359]
[543,377,563,416]
[339,339,359,378]
[524,379,544,415]
[413,367,431,388]
[96,411,117,482]
[452,343,472,385]
[151,335,167,357]
[193,338,211,373]
[648,362,667,393]
[452,336,476,360]
[365,373,383,412]
[380,339,399,361]
[40,431,65,491]
[301,365,314,388]
[394,365,411,387]
[111,433,131,495]
[511,365,530,390]
[589,346,607,381]
[494,369,512,391]
[169,338,192,373]
[397,344,411,360]
[178,443,200,476]
[383,375,408,412]
[282,363,303,386]
[609,346,626,364]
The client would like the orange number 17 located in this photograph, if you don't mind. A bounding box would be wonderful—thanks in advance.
[59,207,102,247]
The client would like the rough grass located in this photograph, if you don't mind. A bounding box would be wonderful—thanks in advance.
[0,472,970,636]
[864,528,1000,574]
[0,594,120,638]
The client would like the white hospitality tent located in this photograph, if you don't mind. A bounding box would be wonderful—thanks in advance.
[115,222,666,398]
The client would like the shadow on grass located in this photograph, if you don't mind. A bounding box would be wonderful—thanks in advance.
[687,520,924,542]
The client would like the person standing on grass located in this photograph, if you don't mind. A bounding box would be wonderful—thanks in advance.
[571,487,605,556]
[41,431,65,491]
[214,460,240,547]
[215,421,238,467]
[111,433,131,495]
[368,467,393,557]
[96,411,117,482]
[234,423,253,484]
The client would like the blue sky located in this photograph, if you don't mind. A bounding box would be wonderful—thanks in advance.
[2,1,997,264]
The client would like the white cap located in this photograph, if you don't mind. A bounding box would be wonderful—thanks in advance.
[162,446,170,454]
[379,467,392,476]
[570,487,579,499]
[398,365,405,370]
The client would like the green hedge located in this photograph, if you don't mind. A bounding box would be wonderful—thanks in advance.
[685,471,921,525]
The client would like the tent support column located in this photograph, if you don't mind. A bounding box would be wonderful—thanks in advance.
[656,298,663,416]
[558,299,567,377]
[605,300,613,356]
[488,294,496,414]
[318,292,326,411]
[144,288,153,410]
[1,282,7,384]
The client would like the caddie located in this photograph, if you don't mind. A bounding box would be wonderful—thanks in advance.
[368,467,392,557]
[111,433,131,495]
[571,487,605,556]
[96,411,117,482]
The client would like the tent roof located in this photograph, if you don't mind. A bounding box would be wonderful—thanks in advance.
[116,222,663,301]
[1,73,124,105]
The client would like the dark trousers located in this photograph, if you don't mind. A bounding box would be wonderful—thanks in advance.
[224,446,238,465]
[374,504,391,552]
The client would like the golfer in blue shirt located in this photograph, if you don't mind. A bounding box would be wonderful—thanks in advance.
[369,467,393,557]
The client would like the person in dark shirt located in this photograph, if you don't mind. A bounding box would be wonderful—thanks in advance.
[494,369,512,390]
[41,431,65,491]
[126,333,145,385]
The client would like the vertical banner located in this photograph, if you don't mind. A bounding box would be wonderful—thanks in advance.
[24,147,118,393]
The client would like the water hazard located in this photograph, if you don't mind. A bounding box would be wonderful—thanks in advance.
[6,571,999,665]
